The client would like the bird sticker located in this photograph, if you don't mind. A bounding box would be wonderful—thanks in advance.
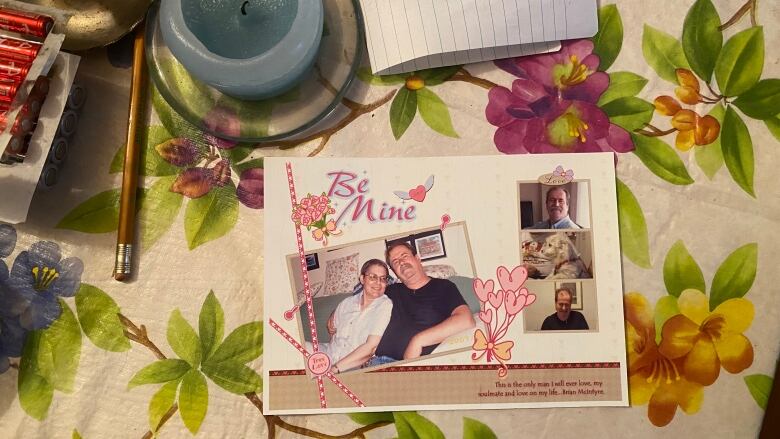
[394,175,434,202]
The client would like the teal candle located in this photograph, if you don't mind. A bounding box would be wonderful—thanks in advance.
[160,0,323,100]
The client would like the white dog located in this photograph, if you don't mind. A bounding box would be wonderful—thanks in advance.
[539,233,590,279]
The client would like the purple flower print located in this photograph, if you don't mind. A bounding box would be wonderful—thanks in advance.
[237,168,264,209]
[486,79,633,154]
[495,39,609,103]
[487,39,633,155]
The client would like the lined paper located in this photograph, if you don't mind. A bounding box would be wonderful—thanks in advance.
[360,0,598,75]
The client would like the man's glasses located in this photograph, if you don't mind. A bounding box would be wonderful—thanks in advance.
[364,273,388,284]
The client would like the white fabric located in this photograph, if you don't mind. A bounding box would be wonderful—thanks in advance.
[323,292,392,364]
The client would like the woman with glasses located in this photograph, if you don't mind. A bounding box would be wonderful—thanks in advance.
[325,259,393,374]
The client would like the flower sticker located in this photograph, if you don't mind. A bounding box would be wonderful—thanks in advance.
[471,266,536,378]
[552,165,574,182]
[291,193,341,246]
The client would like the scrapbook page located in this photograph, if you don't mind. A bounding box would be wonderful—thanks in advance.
[263,153,628,414]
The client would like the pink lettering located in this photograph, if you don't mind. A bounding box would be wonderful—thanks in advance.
[327,171,370,198]
[335,195,376,224]
[379,203,402,221]
[328,170,416,225]
[327,171,358,198]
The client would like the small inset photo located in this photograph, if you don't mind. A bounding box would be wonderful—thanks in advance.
[520,231,593,280]
[519,181,591,229]
[523,280,599,332]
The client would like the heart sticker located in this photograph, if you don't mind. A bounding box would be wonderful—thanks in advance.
[408,185,427,202]
[473,278,494,303]
[497,265,528,293]
[478,308,493,324]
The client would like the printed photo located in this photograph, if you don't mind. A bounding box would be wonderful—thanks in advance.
[523,280,599,332]
[286,222,480,374]
[518,181,591,229]
[264,155,628,414]
[520,231,594,280]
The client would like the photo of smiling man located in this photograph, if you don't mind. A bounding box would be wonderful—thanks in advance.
[527,186,582,230]
[541,287,590,330]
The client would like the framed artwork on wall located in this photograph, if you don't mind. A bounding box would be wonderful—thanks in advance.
[305,253,319,270]
[414,229,447,261]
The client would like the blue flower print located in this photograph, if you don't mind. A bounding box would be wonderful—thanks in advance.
[0,223,16,282]
[0,316,27,373]
[3,241,83,330]
[0,223,16,258]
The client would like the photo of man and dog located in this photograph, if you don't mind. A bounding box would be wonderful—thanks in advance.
[520,231,593,280]
[286,223,481,374]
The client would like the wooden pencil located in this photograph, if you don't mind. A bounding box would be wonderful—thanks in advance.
[114,22,147,281]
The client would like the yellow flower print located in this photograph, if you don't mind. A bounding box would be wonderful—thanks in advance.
[625,292,704,427]
[658,289,754,386]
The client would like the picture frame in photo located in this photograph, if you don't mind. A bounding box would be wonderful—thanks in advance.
[555,281,582,310]
[304,253,319,270]
[414,229,447,261]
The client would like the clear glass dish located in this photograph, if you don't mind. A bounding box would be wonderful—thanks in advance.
[144,0,364,142]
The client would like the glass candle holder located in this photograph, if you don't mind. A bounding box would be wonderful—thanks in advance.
[160,0,323,100]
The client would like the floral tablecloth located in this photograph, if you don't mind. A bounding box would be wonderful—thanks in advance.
[1,0,778,437]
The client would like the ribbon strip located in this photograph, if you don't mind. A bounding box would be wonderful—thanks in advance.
[270,319,365,407]
[285,162,326,407]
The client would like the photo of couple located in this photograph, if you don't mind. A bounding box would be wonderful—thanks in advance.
[316,241,476,374]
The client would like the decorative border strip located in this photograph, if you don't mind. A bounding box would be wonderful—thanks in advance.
[270,362,621,376]
[285,162,327,408]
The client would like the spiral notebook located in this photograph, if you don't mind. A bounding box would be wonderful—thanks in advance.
[360,0,599,75]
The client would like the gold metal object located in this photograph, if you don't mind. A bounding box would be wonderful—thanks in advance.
[21,0,151,50]
[113,243,132,280]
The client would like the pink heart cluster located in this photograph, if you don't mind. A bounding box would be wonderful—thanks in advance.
[474,266,536,322]
[471,265,537,377]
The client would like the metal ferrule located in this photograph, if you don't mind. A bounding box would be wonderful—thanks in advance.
[114,243,132,276]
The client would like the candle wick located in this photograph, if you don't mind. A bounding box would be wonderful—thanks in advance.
[241,1,249,15]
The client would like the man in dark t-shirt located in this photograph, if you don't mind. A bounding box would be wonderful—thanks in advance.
[541,287,589,330]
[372,242,475,363]
[376,277,467,359]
